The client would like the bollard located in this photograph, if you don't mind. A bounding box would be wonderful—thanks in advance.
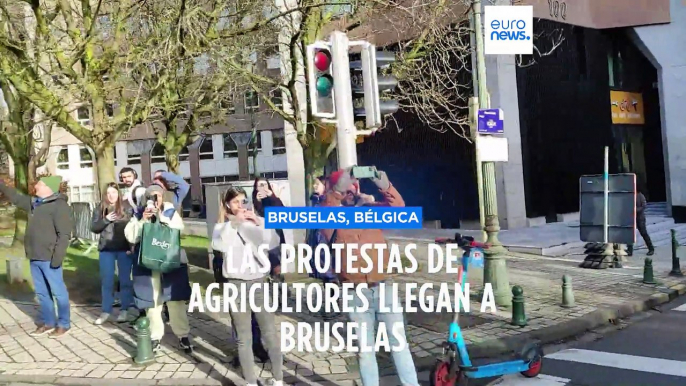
[561,275,575,308]
[133,317,155,365]
[643,258,656,285]
[670,229,683,277]
[511,286,527,327]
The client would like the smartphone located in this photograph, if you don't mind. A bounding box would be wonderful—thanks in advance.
[352,166,378,179]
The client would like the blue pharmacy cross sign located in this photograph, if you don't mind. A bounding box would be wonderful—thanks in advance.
[477,108,504,134]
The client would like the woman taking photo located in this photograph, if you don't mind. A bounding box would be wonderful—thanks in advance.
[91,182,134,324]
[211,186,283,386]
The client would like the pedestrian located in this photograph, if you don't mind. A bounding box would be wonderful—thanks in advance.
[310,175,326,206]
[124,184,193,354]
[153,170,190,209]
[90,182,134,324]
[628,188,654,256]
[251,177,285,278]
[211,186,283,386]
[321,167,420,386]
[0,176,73,338]
[119,167,142,209]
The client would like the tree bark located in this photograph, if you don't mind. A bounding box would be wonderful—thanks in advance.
[96,147,116,199]
[165,151,181,175]
[11,160,28,248]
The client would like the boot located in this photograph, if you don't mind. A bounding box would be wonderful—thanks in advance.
[647,248,655,256]
[627,244,634,257]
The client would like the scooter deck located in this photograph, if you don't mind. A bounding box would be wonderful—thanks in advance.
[460,359,531,379]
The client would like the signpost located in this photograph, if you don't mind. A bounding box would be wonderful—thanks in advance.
[477,108,504,134]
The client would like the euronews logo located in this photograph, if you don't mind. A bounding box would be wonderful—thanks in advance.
[484,5,533,55]
[152,238,171,250]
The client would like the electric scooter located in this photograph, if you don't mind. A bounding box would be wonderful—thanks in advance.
[430,233,543,386]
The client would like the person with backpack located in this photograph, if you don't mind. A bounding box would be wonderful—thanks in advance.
[90,182,134,324]
[211,186,283,386]
[124,184,193,354]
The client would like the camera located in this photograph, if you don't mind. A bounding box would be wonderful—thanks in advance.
[145,194,158,210]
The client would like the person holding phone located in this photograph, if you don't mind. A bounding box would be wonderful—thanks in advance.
[251,177,285,277]
[212,186,283,386]
[91,183,134,324]
[125,184,193,354]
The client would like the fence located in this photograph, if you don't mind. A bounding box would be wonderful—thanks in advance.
[70,202,99,255]
[66,185,98,205]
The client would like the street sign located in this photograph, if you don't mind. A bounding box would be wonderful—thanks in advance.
[477,135,508,162]
[477,108,504,134]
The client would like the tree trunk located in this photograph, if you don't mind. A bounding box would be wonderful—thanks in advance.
[11,160,29,248]
[165,151,181,175]
[303,144,328,205]
[95,146,116,199]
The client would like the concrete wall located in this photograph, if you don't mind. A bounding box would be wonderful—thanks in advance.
[631,0,686,221]
[486,54,528,230]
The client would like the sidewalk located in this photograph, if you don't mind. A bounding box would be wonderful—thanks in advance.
[1,244,686,385]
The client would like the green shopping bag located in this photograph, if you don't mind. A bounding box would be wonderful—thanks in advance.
[138,221,182,273]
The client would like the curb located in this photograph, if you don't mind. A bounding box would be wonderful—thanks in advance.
[0,374,230,386]
[413,282,686,373]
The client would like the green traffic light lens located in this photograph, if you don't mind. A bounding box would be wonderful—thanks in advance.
[316,75,333,96]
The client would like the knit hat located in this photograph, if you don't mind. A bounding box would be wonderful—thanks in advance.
[329,170,359,192]
[39,176,62,194]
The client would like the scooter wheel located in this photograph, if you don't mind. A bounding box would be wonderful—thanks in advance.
[520,344,543,378]
[430,361,456,386]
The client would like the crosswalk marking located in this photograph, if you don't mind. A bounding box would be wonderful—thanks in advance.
[671,303,686,311]
[488,374,570,385]
[546,349,686,377]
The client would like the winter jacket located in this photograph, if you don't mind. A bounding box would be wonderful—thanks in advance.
[0,183,72,268]
[319,184,405,284]
[90,203,132,252]
[124,202,191,309]
[637,192,647,220]
[158,172,190,209]
[211,215,280,281]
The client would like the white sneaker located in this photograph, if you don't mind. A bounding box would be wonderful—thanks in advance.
[116,310,130,323]
[94,312,110,325]
[271,381,283,386]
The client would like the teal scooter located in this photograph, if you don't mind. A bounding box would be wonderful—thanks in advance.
[430,233,543,386]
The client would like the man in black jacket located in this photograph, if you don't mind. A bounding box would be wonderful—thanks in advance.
[628,189,654,256]
[0,176,73,337]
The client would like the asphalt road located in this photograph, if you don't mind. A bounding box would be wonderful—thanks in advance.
[485,293,686,386]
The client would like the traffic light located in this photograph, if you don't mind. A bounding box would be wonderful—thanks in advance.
[350,43,399,129]
[306,41,336,119]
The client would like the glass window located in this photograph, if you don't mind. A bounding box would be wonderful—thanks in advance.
[79,146,93,168]
[248,132,262,157]
[223,134,238,158]
[269,89,282,109]
[199,137,214,160]
[127,153,141,165]
[77,106,91,126]
[179,146,189,162]
[151,142,165,163]
[56,148,69,170]
[244,91,259,112]
[272,129,286,155]
[106,103,115,118]
[220,97,235,114]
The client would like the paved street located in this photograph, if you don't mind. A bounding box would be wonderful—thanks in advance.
[487,294,686,386]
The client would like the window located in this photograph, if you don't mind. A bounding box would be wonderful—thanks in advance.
[77,106,91,126]
[269,89,283,109]
[244,91,259,112]
[607,53,614,87]
[199,136,214,160]
[223,134,238,158]
[106,103,115,118]
[260,171,288,179]
[248,132,262,157]
[179,146,190,162]
[79,146,94,168]
[151,142,166,163]
[272,129,286,155]
[220,98,235,115]
[56,148,69,170]
[127,153,141,165]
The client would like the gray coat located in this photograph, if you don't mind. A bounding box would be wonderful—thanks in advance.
[0,183,72,267]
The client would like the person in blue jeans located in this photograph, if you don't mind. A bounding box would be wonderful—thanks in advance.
[0,176,73,338]
[321,167,419,386]
[91,182,134,324]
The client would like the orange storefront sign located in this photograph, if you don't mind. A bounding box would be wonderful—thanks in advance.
[610,90,645,125]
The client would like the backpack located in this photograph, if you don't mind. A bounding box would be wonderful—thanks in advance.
[307,229,338,282]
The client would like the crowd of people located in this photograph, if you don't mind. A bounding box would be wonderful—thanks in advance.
[0,166,425,386]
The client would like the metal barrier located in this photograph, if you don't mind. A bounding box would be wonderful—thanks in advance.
[70,202,99,255]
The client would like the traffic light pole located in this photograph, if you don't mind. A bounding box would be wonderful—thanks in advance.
[472,0,511,307]
[330,31,358,169]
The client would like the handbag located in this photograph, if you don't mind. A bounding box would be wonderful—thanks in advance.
[138,221,182,273]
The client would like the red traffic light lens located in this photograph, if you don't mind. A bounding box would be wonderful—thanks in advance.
[314,50,331,72]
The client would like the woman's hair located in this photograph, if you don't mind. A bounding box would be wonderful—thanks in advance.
[101,182,124,218]
[251,177,274,217]
[218,185,247,222]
